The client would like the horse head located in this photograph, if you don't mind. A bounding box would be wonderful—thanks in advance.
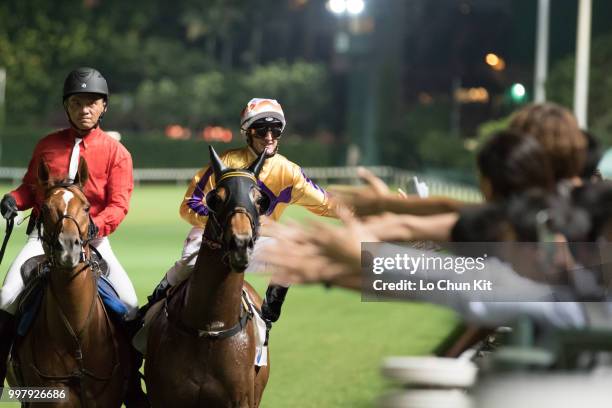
[205,146,269,271]
[37,158,95,269]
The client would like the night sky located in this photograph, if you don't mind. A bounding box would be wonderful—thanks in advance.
[286,0,612,136]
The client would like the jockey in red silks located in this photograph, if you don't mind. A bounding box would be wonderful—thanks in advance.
[0,68,144,401]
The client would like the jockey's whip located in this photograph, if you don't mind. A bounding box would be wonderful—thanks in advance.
[0,217,14,265]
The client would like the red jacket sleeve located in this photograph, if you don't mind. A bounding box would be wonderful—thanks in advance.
[91,144,134,237]
[11,142,41,210]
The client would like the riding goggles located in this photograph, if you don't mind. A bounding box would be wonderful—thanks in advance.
[249,126,283,139]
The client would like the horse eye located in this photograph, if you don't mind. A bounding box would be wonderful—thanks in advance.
[84,206,90,213]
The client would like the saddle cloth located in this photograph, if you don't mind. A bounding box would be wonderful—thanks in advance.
[16,255,128,336]
[243,289,268,367]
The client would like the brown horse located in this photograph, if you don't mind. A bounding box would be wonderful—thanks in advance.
[145,146,270,408]
[7,159,136,407]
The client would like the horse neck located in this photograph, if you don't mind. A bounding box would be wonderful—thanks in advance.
[46,260,98,339]
[182,235,245,331]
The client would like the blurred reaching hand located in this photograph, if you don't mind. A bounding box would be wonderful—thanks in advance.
[356,167,391,195]
[397,188,408,198]
[262,207,458,288]
[263,207,374,287]
[329,167,462,217]
[329,167,411,217]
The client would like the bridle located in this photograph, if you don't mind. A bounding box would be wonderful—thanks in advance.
[38,184,99,273]
[204,171,263,252]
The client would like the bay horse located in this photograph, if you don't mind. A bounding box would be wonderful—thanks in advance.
[145,146,270,408]
[7,159,137,407]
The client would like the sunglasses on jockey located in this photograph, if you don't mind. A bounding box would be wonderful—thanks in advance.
[248,124,283,139]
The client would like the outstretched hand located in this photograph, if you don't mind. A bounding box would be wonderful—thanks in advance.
[262,208,375,288]
[262,205,459,289]
[329,167,410,217]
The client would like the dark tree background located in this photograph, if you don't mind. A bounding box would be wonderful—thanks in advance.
[2,0,611,173]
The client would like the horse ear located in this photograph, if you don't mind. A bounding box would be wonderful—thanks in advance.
[208,145,226,181]
[247,150,267,178]
[73,157,89,187]
[37,160,51,187]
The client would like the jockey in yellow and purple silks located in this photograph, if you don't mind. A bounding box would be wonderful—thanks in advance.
[142,98,336,326]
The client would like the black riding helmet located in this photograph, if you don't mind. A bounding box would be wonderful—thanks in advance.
[63,67,109,130]
[63,67,109,102]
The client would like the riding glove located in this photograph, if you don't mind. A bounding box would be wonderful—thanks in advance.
[0,194,17,220]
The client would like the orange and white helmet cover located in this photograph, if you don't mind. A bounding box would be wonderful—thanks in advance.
[240,98,286,135]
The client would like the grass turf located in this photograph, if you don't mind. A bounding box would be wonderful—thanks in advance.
[0,184,458,407]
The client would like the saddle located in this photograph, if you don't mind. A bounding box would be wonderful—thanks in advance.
[15,254,127,337]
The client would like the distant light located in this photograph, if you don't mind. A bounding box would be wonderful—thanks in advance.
[165,125,191,140]
[492,59,505,71]
[202,126,233,143]
[290,0,308,8]
[454,87,490,104]
[511,83,526,97]
[418,92,434,105]
[485,53,506,71]
[346,0,365,15]
[328,0,346,14]
[510,83,527,103]
[485,53,500,66]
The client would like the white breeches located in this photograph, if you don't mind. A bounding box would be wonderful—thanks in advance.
[165,227,276,286]
[0,230,139,319]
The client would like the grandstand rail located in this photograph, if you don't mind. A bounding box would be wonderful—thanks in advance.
[0,166,482,202]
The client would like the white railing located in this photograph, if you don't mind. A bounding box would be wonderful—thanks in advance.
[0,166,482,202]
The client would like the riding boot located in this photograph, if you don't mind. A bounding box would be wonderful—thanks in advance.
[261,284,289,325]
[124,351,149,408]
[0,310,17,385]
[138,276,171,319]
[122,318,150,408]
